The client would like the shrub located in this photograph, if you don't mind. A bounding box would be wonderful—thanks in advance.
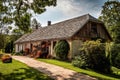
[54,40,70,60]
[72,50,89,69]
[20,50,24,54]
[110,43,120,68]
[72,40,111,73]
[5,41,13,53]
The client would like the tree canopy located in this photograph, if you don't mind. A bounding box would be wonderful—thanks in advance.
[0,0,56,50]
[100,0,120,69]
[0,0,56,33]
[99,0,120,40]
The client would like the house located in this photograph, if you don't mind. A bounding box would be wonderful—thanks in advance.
[14,14,112,59]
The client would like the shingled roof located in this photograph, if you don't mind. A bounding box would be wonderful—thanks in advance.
[14,33,30,43]
[15,14,103,44]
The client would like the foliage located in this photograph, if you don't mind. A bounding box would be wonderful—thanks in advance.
[31,18,41,31]
[54,40,70,60]
[72,40,111,73]
[0,0,13,34]
[110,43,120,68]
[5,41,13,53]
[38,59,120,80]
[0,34,21,53]
[0,0,56,33]
[12,28,23,36]
[14,13,31,33]
[99,0,120,38]
[0,34,5,49]
[19,50,24,54]
[72,51,88,69]
[113,22,120,43]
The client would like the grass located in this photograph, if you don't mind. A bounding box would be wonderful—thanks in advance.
[38,59,120,80]
[0,59,53,80]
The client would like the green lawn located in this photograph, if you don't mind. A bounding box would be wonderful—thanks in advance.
[0,59,53,80]
[38,59,120,80]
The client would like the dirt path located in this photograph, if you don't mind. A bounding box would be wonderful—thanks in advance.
[12,56,96,80]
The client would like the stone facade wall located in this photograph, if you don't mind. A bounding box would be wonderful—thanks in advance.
[71,40,83,57]
[15,40,83,59]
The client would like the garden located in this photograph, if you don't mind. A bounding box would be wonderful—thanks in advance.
[37,40,120,80]
[1,39,120,80]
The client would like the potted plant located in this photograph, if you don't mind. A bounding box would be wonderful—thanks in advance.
[1,54,12,63]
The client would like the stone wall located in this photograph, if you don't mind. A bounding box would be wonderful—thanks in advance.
[71,40,83,58]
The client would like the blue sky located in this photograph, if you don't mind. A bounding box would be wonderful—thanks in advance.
[32,0,119,26]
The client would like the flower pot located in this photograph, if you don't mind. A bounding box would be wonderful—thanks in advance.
[1,54,12,63]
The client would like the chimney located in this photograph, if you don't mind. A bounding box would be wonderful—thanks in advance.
[48,21,51,26]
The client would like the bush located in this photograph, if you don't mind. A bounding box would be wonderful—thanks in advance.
[54,40,70,60]
[72,40,111,73]
[5,41,13,53]
[110,43,120,68]
[72,50,89,69]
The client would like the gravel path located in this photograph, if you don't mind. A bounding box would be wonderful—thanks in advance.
[12,56,97,80]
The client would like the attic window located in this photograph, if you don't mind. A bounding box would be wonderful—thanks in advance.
[91,23,97,34]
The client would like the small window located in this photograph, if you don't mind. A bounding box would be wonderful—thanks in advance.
[91,23,97,34]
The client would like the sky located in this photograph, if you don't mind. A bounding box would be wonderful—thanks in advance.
[32,0,119,26]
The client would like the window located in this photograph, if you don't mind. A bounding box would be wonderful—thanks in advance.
[91,23,97,34]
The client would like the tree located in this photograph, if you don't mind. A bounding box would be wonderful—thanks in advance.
[100,0,120,68]
[0,0,56,33]
[113,22,120,43]
[12,29,23,36]
[5,41,13,53]
[99,0,120,38]
[0,34,5,49]
[0,0,13,34]
[14,13,32,33]
[31,18,41,31]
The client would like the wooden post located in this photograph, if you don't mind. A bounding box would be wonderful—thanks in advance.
[15,44,18,52]
[50,41,53,56]
[67,40,72,60]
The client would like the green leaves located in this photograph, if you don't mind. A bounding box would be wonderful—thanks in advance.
[14,13,31,33]
[0,0,56,34]
[74,40,111,73]
[54,40,70,60]
[99,0,120,43]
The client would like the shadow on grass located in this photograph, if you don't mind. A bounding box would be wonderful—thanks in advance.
[0,67,53,80]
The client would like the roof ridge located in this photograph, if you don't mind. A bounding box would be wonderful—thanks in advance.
[15,14,103,43]
[45,13,90,27]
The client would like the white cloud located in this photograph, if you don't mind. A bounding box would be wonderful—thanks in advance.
[56,0,83,17]
[35,0,106,26]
